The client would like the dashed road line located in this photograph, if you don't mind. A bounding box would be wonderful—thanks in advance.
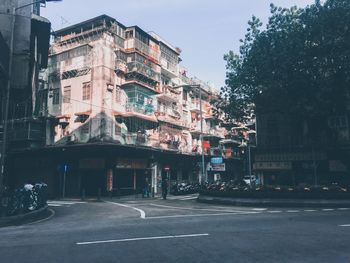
[286,210,300,213]
[76,233,209,245]
[322,209,334,211]
[338,208,350,210]
[304,210,317,212]
[267,211,282,213]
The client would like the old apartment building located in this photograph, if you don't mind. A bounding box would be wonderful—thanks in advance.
[11,15,243,197]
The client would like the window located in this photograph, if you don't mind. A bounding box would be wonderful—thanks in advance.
[125,30,133,39]
[82,82,91,100]
[183,90,188,101]
[81,123,89,134]
[65,58,72,67]
[115,86,121,103]
[115,124,121,135]
[63,86,71,103]
[52,89,59,105]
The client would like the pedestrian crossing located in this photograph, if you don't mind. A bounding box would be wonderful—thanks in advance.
[47,200,86,207]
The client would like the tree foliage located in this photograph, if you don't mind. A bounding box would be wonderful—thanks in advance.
[221,0,350,123]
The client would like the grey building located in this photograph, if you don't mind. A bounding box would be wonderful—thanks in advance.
[0,1,51,189]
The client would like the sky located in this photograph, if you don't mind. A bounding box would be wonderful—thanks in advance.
[41,0,316,90]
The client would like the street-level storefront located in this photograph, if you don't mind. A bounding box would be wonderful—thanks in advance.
[8,143,204,198]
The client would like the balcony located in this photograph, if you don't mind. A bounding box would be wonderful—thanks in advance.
[127,61,160,83]
[115,59,127,73]
[157,86,179,103]
[156,112,185,129]
[190,100,205,113]
[123,73,160,93]
[205,127,225,139]
[124,38,160,63]
[160,58,178,78]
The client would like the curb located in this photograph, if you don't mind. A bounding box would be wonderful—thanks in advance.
[0,205,49,227]
[197,195,350,208]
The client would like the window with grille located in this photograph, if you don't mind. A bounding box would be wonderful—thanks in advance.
[82,82,91,100]
[52,89,59,105]
[63,86,71,103]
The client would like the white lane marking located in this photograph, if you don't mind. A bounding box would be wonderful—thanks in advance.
[339,224,350,227]
[76,233,209,245]
[149,203,258,214]
[268,211,282,213]
[27,208,55,225]
[47,201,86,205]
[145,212,261,219]
[322,209,334,211]
[179,197,198,201]
[252,208,267,211]
[304,210,317,212]
[47,204,62,207]
[286,210,300,213]
[105,201,146,219]
[166,195,196,200]
[338,208,350,210]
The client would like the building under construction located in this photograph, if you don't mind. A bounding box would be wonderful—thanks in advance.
[9,15,244,197]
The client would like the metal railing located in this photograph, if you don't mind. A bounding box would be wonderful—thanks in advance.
[125,38,160,62]
[127,61,160,82]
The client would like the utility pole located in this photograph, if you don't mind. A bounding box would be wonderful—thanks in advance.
[248,144,252,185]
[199,85,205,184]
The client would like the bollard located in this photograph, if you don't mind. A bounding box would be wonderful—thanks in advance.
[152,187,155,198]
[97,188,101,201]
[81,189,85,201]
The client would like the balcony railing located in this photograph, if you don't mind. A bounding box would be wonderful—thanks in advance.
[157,87,179,102]
[125,38,160,62]
[115,59,127,73]
[125,102,155,116]
[127,61,160,82]
[207,128,225,138]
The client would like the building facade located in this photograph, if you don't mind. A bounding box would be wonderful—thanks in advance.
[253,112,350,187]
[10,15,243,197]
[0,0,51,189]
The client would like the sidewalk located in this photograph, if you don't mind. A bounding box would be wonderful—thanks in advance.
[197,194,350,208]
[0,205,50,227]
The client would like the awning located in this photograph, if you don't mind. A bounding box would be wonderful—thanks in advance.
[74,110,92,116]
[57,114,70,119]
[114,111,158,123]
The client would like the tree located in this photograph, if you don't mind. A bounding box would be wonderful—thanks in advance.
[221,0,350,124]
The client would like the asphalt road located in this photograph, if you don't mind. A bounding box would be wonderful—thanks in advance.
[1,195,350,263]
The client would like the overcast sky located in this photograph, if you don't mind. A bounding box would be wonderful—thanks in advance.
[41,0,316,89]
